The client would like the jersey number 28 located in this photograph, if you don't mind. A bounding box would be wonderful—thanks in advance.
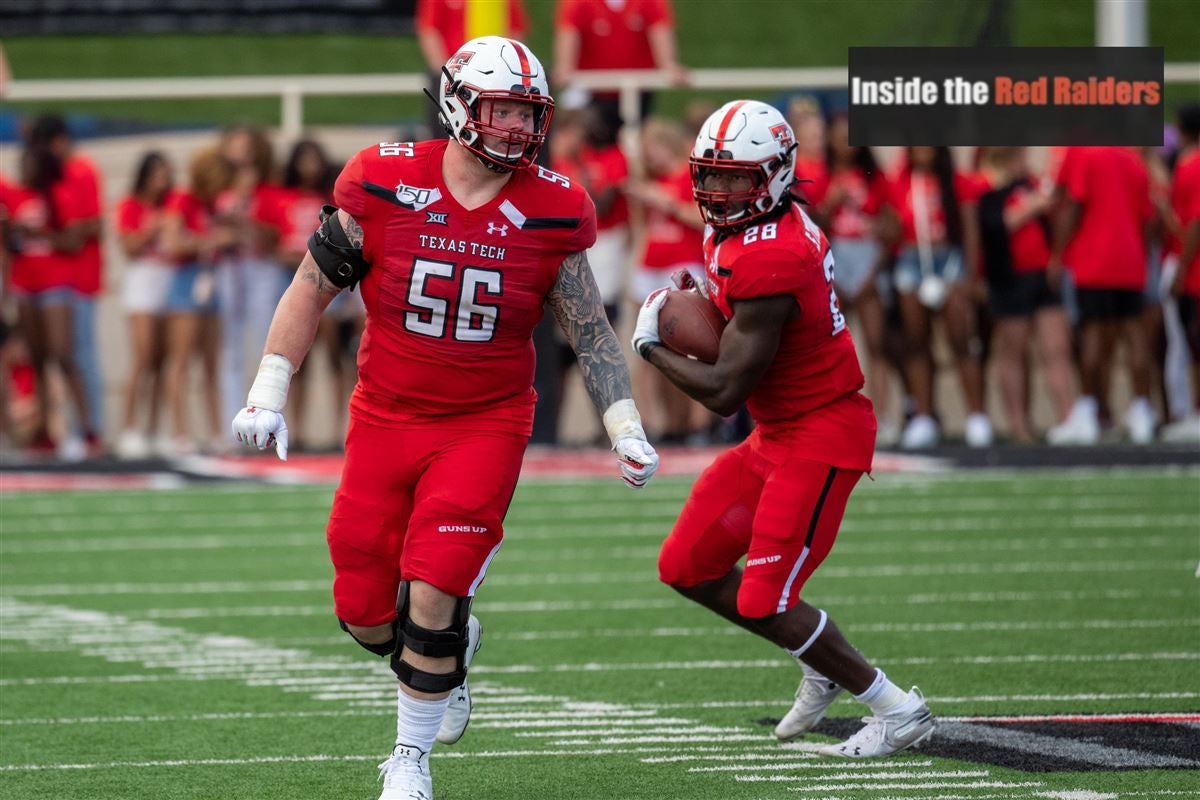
[823,249,847,336]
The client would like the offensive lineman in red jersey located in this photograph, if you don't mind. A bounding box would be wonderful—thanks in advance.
[633,100,934,758]
[231,37,659,800]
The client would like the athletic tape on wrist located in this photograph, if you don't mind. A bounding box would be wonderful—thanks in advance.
[602,399,647,448]
[246,354,294,412]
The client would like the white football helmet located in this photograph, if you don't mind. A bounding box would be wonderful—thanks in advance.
[434,36,554,172]
[690,100,797,229]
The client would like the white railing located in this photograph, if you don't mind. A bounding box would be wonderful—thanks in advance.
[7,64,1198,142]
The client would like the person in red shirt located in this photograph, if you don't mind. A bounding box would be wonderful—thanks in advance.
[1049,146,1156,444]
[7,128,98,455]
[976,147,1076,443]
[415,0,529,136]
[623,117,708,442]
[554,0,686,146]
[114,151,175,459]
[230,38,658,799]
[890,146,989,449]
[26,116,106,455]
[815,113,899,442]
[1164,104,1200,441]
[161,147,236,455]
[213,125,286,437]
[273,139,361,450]
[788,96,830,207]
[634,99,934,761]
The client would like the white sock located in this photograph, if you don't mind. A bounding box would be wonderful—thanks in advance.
[1076,395,1098,418]
[395,686,450,756]
[853,668,910,716]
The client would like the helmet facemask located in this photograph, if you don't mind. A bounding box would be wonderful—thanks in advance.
[442,70,554,172]
[690,152,785,230]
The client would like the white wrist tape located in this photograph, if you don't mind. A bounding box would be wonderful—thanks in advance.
[246,354,294,412]
[602,399,647,448]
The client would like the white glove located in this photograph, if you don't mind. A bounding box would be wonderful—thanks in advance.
[631,287,670,360]
[614,437,659,489]
[670,268,708,298]
[232,354,293,461]
[603,399,659,489]
[232,406,289,460]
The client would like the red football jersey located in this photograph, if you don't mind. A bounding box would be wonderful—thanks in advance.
[334,139,597,430]
[703,204,866,426]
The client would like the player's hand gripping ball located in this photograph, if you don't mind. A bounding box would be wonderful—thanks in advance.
[658,289,727,364]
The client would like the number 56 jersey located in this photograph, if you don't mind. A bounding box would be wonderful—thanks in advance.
[334,139,597,432]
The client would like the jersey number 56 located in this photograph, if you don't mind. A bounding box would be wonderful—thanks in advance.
[405,257,503,342]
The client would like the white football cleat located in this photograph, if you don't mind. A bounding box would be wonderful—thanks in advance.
[378,743,433,800]
[435,615,482,745]
[818,687,934,758]
[775,667,843,741]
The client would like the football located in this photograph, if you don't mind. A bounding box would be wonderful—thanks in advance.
[658,290,727,364]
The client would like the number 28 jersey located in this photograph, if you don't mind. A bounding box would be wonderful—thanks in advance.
[334,139,597,430]
[703,204,866,427]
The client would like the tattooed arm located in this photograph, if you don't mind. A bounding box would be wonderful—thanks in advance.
[546,249,632,414]
[547,249,659,487]
[257,211,352,367]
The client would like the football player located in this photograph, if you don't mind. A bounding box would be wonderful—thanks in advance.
[232,37,658,800]
[633,100,934,758]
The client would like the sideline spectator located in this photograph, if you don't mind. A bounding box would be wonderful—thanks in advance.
[415,0,529,137]
[623,117,709,442]
[5,132,98,457]
[214,125,284,430]
[274,140,360,450]
[161,148,233,454]
[891,146,990,448]
[1050,146,1156,444]
[1163,105,1200,442]
[113,152,175,459]
[817,114,899,441]
[27,115,105,455]
[976,147,1076,443]
[554,0,686,145]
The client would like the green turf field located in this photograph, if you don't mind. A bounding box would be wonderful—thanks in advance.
[1,468,1198,799]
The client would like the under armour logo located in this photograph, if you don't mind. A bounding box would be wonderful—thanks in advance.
[487,222,508,237]
[426,211,448,225]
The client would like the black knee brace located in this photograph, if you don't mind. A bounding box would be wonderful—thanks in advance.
[390,581,473,693]
[338,617,397,657]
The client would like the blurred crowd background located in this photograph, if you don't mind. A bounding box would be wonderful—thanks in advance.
[1,0,1198,461]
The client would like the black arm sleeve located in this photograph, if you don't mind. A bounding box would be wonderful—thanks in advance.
[307,205,371,289]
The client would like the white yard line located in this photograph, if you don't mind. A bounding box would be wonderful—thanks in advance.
[3,558,1190,596]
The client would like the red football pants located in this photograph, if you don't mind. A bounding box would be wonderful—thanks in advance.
[658,438,862,619]
[326,414,526,627]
